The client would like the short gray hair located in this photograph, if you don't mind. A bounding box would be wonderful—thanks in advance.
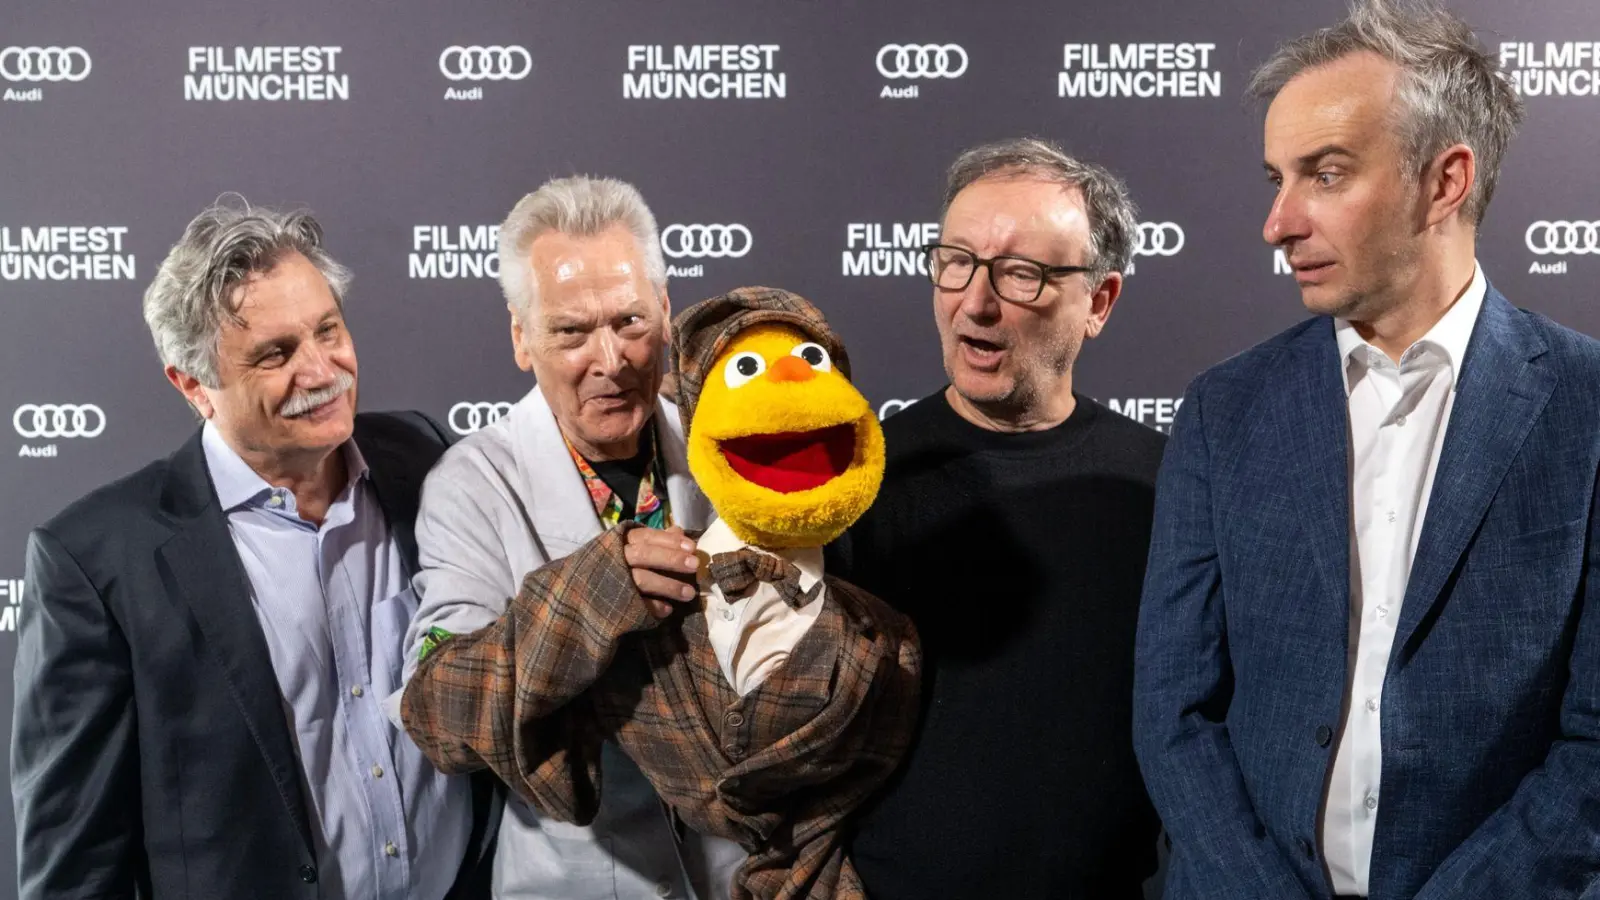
[497,175,667,322]
[143,196,352,388]
[1248,0,1523,225]
[941,137,1139,281]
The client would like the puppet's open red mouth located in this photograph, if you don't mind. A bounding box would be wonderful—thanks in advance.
[718,424,857,494]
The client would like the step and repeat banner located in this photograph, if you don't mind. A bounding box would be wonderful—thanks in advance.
[3,0,1598,891]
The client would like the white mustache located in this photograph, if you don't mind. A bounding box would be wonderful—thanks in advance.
[280,371,354,418]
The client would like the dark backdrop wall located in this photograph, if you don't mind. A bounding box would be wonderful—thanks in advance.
[4,0,1597,894]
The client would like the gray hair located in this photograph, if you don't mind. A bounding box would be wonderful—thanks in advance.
[941,137,1139,282]
[1247,0,1524,225]
[497,175,668,322]
[143,197,351,388]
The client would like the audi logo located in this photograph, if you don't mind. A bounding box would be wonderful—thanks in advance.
[438,45,531,81]
[1525,220,1600,256]
[1134,222,1185,257]
[660,224,753,259]
[878,398,919,420]
[0,46,92,82]
[876,44,968,79]
[448,401,513,435]
[13,404,105,439]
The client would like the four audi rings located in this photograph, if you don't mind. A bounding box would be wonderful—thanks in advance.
[437,45,532,81]
[13,404,106,439]
[660,224,753,259]
[1525,221,1600,255]
[0,47,91,82]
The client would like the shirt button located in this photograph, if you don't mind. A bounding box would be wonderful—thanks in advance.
[371,764,384,779]
[720,607,736,621]
[1395,414,1407,426]
[299,864,318,883]
[1366,697,1379,713]
[726,744,746,759]
[725,712,745,728]
[350,685,364,697]
[655,882,674,898]
[1376,605,1390,619]
[268,493,284,507]
[1314,725,1332,747]
[1365,795,1379,811]
[384,841,398,857]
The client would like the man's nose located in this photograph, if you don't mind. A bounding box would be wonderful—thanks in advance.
[589,328,627,376]
[1264,183,1311,246]
[294,342,338,386]
[958,266,1003,319]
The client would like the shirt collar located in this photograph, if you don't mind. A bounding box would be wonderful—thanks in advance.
[1334,261,1487,393]
[698,516,823,590]
[201,421,369,513]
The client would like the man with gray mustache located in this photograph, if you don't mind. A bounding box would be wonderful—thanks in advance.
[11,198,498,900]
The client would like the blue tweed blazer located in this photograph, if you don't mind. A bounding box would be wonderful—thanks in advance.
[1134,286,1600,900]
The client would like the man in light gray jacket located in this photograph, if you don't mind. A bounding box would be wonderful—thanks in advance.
[397,175,743,899]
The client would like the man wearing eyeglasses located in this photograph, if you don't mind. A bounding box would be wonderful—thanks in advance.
[826,137,1166,898]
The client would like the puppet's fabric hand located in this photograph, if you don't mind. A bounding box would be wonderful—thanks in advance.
[622,524,701,618]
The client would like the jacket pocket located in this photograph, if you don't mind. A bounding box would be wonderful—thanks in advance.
[1485,517,1586,569]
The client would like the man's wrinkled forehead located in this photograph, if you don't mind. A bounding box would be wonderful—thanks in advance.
[538,281,659,324]
[531,230,660,315]
[1264,53,1401,165]
[943,176,1089,251]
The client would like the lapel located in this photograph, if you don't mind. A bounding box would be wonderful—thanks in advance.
[154,431,316,856]
[657,396,714,531]
[354,415,424,577]
[1393,287,1555,660]
[509,386,713,548]
[511,386,606,549]
[1277,319,1354,618]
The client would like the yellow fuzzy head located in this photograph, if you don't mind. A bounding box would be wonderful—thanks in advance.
[687,323,885,549]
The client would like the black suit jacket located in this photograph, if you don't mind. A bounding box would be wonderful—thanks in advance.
[11,411,500,900]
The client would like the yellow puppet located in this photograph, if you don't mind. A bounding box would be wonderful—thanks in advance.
[403,286,921,900]
[687,320,885,544]
[662,286,920,898]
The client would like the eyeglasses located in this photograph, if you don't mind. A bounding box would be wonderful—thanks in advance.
[921,243,1094,304]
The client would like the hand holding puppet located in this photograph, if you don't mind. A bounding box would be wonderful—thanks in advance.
[403,286,921,900]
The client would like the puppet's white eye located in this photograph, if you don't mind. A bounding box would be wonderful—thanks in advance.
[791,342,831,372]
[723,351,766,388]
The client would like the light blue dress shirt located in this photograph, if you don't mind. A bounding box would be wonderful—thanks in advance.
[202,424,471,900]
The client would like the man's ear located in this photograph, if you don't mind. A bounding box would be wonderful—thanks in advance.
[165,365,215,418]
[1423,142,1475,229]
[1083,271,1124,340]
[510,305,535,373]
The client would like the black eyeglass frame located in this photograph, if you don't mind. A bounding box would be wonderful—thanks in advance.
[920,242,1095,304]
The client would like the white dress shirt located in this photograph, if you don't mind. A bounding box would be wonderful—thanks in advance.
[698,517,826,696]
[1320,263,1487,895]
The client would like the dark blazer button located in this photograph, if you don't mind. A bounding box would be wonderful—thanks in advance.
[299,864,317,884]
[1299,838,1315,859]
[1315,725,1332,747]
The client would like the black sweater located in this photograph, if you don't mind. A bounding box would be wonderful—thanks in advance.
[828,389,1166,900]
